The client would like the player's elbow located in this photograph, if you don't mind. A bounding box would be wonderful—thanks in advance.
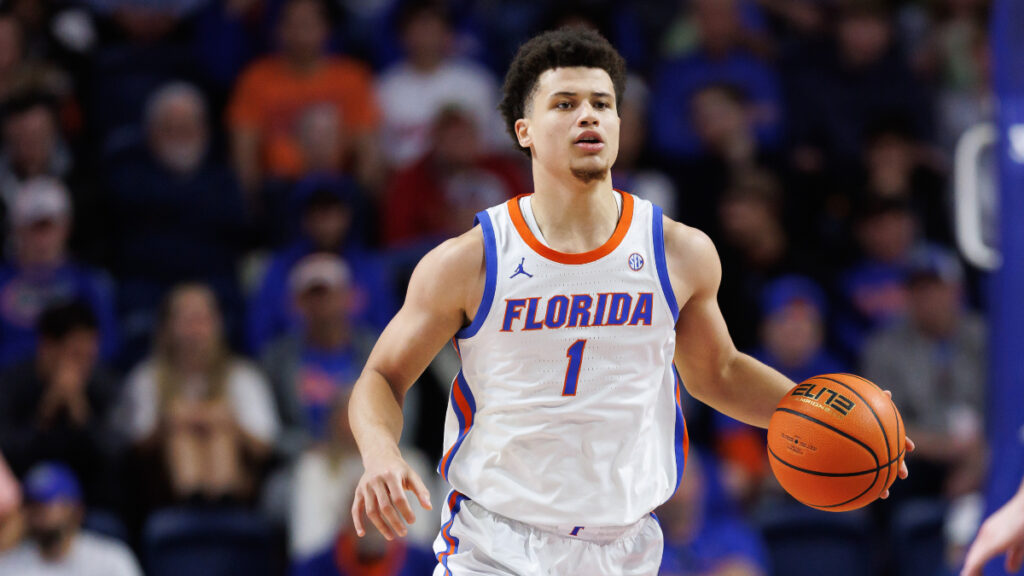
[677,349,742,405]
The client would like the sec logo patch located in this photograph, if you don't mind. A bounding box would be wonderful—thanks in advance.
[628,252,644,271]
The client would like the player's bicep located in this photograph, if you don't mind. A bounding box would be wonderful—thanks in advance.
[665,221,738,393]
[363,232,483,394]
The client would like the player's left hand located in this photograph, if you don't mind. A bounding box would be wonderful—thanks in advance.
[879,390,915,500]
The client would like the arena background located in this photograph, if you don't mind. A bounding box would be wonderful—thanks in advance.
[0,0,1017,575]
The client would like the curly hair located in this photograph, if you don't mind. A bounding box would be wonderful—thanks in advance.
[498,26,627,156]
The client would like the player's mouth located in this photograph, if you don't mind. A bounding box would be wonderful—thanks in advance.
[573,131,604,153]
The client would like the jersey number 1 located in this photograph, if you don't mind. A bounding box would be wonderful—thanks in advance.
[562,339,587,396]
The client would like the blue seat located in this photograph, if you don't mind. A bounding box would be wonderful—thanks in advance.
[892,498,948,576]
[83,509,129,544]
[142,508,282,576]
[757,500,874,576]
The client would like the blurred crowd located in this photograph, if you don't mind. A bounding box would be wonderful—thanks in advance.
[0,0,993,574]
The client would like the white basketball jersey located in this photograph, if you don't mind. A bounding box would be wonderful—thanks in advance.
[437,191,689,528]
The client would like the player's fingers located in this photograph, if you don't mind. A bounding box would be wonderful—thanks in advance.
[351,489,367,537]
[1007,544,1024,573]
[373,482,406,538]
[385,472,417,526]
[407,469,433,510]
[899,459,909,479]
[905,436,916,452]
[364,484,396,540]
[880,488,890,500]
[962,527,998,576]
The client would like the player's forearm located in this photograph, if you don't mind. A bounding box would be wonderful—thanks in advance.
[349,369,407,463]
[705,352,796,429]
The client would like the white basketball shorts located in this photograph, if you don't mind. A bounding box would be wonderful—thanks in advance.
[432,492,664,576]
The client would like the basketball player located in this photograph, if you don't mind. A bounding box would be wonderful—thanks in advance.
[350,27,912,575]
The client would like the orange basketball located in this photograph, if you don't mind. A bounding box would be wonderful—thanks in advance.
[767,373,906,512]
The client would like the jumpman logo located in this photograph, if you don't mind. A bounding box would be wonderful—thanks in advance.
[510,258,533,279]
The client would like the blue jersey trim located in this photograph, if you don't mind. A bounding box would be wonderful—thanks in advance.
[652,206,680,321]
[672,366,688,492]
[455,210,497,339]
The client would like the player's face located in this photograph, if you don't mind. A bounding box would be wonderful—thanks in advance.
[517,67,620,185]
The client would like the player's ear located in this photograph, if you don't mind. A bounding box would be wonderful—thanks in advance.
[515,118,531,149]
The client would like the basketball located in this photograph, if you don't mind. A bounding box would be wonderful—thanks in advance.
[767,373,906,512]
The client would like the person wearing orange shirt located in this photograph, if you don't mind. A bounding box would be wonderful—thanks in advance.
[227,0,380,195]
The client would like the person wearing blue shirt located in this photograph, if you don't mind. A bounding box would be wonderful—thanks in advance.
[0,178,118,369]
[657,449,770,576]
[650,0,783,161]
[261,253,378,462]
[247,178,396,356]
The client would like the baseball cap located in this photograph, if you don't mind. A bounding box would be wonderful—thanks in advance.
[10,177,71,228]
[761,275,827,318]
[907,245,963,285]
[289,253,352,295]
[23,462,81,504]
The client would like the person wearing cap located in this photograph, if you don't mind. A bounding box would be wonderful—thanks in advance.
[862,246,986,502]
[247,178,396,355]
[755,275,845,384]
[0,301,123,509]
[836,196,919,361]
[0,462,141,575]
[261,253,379,462]
[0,176,118,369]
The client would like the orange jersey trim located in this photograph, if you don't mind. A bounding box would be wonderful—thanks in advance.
[506,191,635,265]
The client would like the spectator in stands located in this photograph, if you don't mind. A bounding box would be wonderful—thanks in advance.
[382,106,526,248]
[0,302,122,508]
[289,392,436,576]
[0,16,72,104]
[785,0,932,176]
[715,170,815,351]
[376,0,502,170]
[0,462,141,575]
[0,177,117,368]
[679,82,783,237]
[756,276,845,383]
[861,117,952,246]
[109,82,247,366]
[862,246,986,500]
[650,0,782,161]
[0,92,71,206]
[611,76,678,218]
[261,254,377,462]
[248,178,396,355]
[119,284,279,504]
[836,196,919,360]
[227,0,379,192]
[657,450,769,576]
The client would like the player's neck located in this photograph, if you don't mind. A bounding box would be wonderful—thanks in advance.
[529,166,619,254]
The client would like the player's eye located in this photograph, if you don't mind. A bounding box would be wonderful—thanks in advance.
[594,101,609,110]
[556,101,573,110]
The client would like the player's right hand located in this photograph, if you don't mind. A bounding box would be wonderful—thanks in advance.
[351,453,432,541]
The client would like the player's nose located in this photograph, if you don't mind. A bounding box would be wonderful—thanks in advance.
[577,101,599,126]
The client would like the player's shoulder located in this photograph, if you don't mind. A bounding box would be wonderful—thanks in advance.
[407,226,486,308]
[661,215,719,265]
[419,226,485,275]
